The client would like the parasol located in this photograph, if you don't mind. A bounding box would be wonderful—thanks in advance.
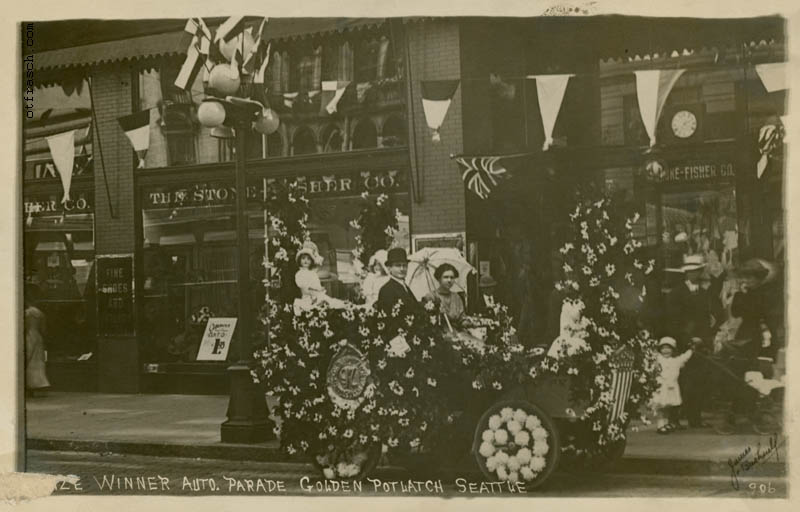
[405,247,476,301]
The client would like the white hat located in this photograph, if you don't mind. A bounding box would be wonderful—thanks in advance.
[368,249,388,274]
[666,253,706,273]
[658,337,677,349]
[296,240,323,266]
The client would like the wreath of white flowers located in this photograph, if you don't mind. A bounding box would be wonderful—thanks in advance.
[478,406,550,483]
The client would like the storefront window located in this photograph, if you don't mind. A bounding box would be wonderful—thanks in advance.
[23,192,96,361]
[140,170,411,364]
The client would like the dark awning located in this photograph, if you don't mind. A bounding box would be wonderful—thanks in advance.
[33,17,387,71]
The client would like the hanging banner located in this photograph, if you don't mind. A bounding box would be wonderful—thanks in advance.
[118,110,151,168]
[634,69,685,147]
[528,74,572,150]
[45,129,77,204]
[96,255,135,337]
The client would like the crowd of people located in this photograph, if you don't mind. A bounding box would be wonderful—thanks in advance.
[653,253,783,435]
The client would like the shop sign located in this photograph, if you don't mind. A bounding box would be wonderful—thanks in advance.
[142,169,408,209]
[646,160,736,183]
[96,254,134,337]
[23,191,94,216]
[196,318,237,361]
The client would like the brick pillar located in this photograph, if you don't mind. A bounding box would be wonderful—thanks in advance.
[406,21,466,240]
[91,64,139,393]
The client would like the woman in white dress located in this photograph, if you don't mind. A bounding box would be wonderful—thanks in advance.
[361,250,389,308]
[293,241,345,314]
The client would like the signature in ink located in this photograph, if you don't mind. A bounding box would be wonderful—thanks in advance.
[728,433,784,490]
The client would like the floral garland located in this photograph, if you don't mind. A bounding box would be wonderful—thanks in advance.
[350,192,401,276]
[539,192,659,452]
[261,179,311,305]
[255,297,469,478]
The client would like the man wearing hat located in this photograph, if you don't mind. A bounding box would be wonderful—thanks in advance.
[664,254,713,428]
[376,247,420,316]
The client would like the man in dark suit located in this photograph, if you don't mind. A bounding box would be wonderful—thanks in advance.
[664,254,713,429]
[376,248,420,318]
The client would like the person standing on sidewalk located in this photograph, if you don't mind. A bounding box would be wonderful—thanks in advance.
[652,337,699,433]
[24,284,50,396]
[664,254,713,429]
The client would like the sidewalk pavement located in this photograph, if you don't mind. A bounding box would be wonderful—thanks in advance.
[25,392,786,477]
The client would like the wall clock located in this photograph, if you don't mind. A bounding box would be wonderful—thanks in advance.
[671,109,698,139]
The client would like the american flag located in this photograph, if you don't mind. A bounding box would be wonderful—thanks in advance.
[452,156,509,200]
[608,346,635,424]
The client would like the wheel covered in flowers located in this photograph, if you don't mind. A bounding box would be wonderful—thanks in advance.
[472,400,560,489]
[310,441,383,480]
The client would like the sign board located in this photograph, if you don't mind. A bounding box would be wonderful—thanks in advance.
[96,255,135,337]
[412,232,466,253]
[646,160,736,184]
[142,169,409,209]
[196,318,237,361]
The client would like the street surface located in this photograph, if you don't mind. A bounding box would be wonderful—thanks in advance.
[26,450,786,498]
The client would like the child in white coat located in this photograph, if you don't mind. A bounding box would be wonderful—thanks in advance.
[652,337,696,434]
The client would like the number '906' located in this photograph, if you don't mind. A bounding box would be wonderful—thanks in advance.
[748,482,776,496]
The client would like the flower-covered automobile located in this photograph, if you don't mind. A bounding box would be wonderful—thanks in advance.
[254,187,659,487]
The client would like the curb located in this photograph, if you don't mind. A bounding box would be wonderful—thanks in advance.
[28,438,786,479]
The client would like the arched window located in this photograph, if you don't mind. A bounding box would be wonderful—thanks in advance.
[292,126,317,155]
[380,116,406,147]
[351,119,377,150]
[321,125,344,153]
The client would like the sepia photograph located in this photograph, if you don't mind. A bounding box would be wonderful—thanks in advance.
[10,1,795,505]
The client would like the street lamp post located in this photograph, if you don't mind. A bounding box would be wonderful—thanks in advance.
[199,97,276,443]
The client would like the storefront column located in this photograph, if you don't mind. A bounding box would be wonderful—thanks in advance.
[91,64,139,393]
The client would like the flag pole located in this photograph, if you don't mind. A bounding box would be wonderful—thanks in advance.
[87,77,116,219]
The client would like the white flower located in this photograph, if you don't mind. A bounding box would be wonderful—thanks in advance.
[589,276,600,287]
[500,407,514,421]
[472,379,483,390]
[513,409,528,424]
[482,429,494,442]
[609,236,618,246]
[323,468,335,479]
[496,466,509,481]
[514,430,530,446]
[520,466,535,481]
[479,441,495,458]
[605,264,615,276]
[494,429,509,445]
[525,415,542,431]
[507,420,522,435]
[405,367,415,379]
[517,447,532,464]
[488,415,502,431]
[530,456,546,472]
[532,427,548,442]
[582,266,592,275]
[495,451,509,463]
[492,381,503,390]
[508,471,519,484]
[427,377,437,387]
[486,456,498,471]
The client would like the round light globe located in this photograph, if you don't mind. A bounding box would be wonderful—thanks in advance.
[253,108,280,135]
[197,100,226,128]
[208,63,241,95]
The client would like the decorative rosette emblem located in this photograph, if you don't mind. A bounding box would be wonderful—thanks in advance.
[326,343,372,410]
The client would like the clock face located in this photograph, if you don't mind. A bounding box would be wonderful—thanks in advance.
[671,110,698,139]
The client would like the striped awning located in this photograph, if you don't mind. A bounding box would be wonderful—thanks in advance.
[34,18,386,71]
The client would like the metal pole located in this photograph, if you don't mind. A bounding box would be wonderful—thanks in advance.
[221,121,274,443]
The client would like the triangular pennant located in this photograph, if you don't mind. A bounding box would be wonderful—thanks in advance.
[118,110,151,168]
[254,42,272,85]
[214,16,246,42]
[755,62,786,93]
[45,130,77,204]
[245,18,268,69]
[451,154,513,200]
[321,80,350,115]
[528,74,572,150]
[421,80,460,142]
[175,37,204,90]
[634,69,685,147]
